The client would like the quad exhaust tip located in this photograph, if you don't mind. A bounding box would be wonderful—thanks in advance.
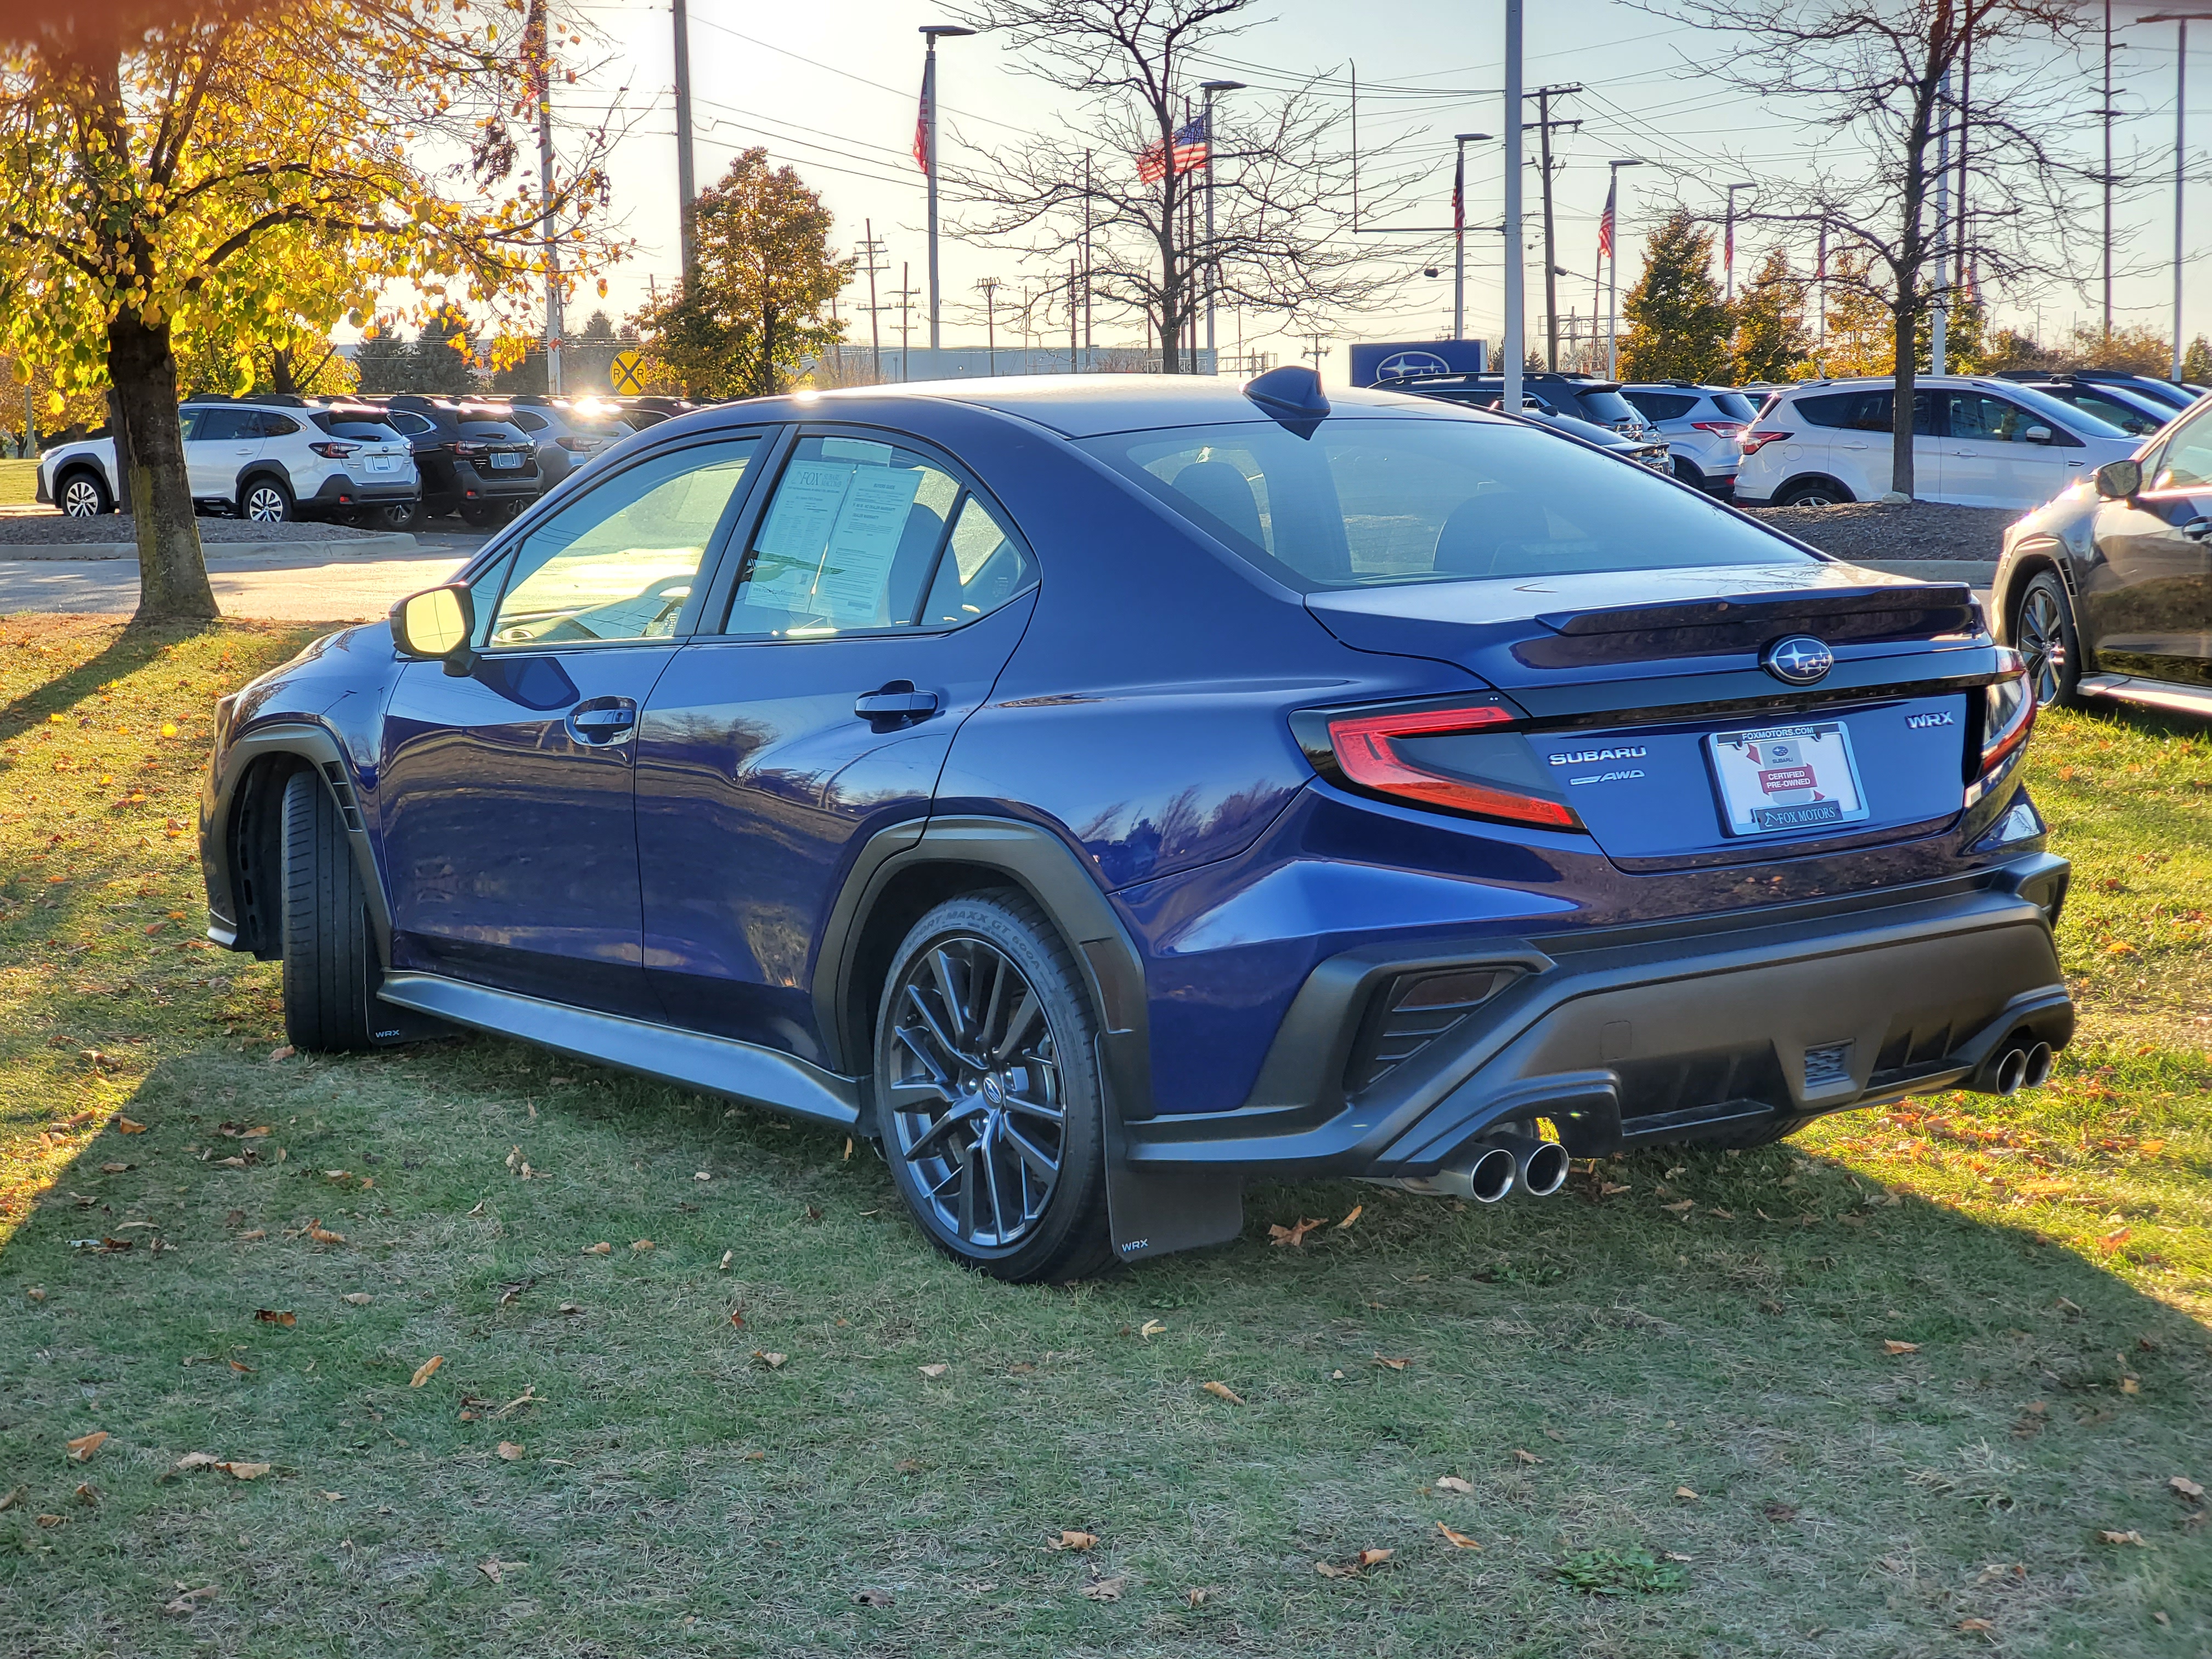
[2024,1041,2054,1089]
[1464,1143,1517,1203]
[1490,1131,1570,1198]
[1990,1039,2056,1097]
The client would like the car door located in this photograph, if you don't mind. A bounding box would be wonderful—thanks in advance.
[1936,389,2070,509]
[2081,408,2212,685]
[185,407,261,500]
[634,428,1039,1062]
[375,433,767,1016]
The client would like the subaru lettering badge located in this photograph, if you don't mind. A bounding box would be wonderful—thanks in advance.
[1762,635,1834,686]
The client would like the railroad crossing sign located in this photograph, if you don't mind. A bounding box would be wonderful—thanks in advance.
[610,349,646,394]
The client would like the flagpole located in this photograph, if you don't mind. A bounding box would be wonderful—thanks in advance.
[1452,133,1479,340]
[1503,0,1524,405]
[1202,80,1243,373]
[1604,158,1642,380]
[918,25,973,354]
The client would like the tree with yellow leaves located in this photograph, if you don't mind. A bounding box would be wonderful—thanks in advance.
[0,1,620,621]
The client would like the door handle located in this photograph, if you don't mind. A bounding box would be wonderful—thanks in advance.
[567,697,638,746]
[854,680,939,723]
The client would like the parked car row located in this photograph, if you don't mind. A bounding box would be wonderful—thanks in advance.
[34,392,703,528]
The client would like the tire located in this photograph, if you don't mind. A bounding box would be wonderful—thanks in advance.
[241,477,294,523]
[2013,571,2081,708]
[58,469,112,517]
[1671,456,1706,489]
[1775,477,1853,507]
[279,769,378,1052]
[362,499,420,532]
[459,500,499,528]
[873,890,1114,1283]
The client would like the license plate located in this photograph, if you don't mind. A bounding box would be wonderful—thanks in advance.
[365,453,396,473]
[490,450,522,470]
[1706,721,1870,836]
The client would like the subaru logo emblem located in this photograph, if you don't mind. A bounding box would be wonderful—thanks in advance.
[1763,635,1834,685]
[1376,349,1452,380]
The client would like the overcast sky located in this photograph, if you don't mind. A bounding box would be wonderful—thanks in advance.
[541,0,2203,382]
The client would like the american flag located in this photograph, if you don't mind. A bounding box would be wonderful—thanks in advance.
[913,60,933,174]
[1451,150,1464,233]
[1138,114,1209,184]
[1597,172,1616,259]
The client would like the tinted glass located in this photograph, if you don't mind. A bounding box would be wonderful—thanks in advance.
[1791,390,1933,434]
[1624,391,1697,421]
[1081,417,1814,590]
[1999,381,2127,437]
[483,438,758,645]
[175,408,202,442]
[194,408,256,442]
[2064,390,2161,436]
[1944,392,2041,443]
[726,436,965,636]
[1569,388,1640,425]
[388,411,435,436]
[255,413,301,437]
[921,495,1036,625]
[329,421,398,441]
[2151,404,2212,488]
[1711,392,1760,421]
[508,409,549,431]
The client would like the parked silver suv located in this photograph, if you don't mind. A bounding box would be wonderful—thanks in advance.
[1619,382,1762,498]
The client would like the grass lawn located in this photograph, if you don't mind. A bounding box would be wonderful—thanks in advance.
[0,458,42,507]
[1,614,2207,1657]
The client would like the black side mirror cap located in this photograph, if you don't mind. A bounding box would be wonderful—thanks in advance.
[2094,458,2142,499]
[390,583,478,674]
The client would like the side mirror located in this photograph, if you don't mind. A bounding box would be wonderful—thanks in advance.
[2094,458,2142,500]
[2022,424,2053,445]
[390,584,477,675]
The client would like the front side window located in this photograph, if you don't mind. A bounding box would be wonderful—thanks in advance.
[725,435,1029,636]
[1082,416,1816,590]
[482,437,759,646]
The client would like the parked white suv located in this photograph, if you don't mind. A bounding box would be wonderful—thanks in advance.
[37,397,419,522]
[1735,376,2139,511]
[1619,381,1762,496]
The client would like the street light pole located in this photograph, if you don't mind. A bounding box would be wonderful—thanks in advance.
[1606,158,1644,380]
[673,0,697,287]
[1452,132,1491,340]
[1503,0,1525,410]
[977,276,1001,374]
[1200,80,1243,373]
[2142,13,2212,377]
[919,25,973,353]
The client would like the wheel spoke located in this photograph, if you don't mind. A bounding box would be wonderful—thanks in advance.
[892,1024,956,1091]
[928,947,970,1046]
[902,1096,984,1162]
[1000,1120,1059,1183]
[992,989,1043,1063]
[1000,1091,1063,1124]
[884,1075,957,1108]
[902,981,964,1066]
[955,1137,979,1240]
[979,1118,1009,1240]
[976,951,1009,1054]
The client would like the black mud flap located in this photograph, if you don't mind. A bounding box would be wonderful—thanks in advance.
[1098,1037,1243,1264]
[370,984,453,1047]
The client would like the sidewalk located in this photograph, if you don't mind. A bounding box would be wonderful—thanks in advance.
[0,535,483,621]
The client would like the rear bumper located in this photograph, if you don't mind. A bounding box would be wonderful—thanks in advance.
[1125,853,2072,1176]
[458,463,541,500]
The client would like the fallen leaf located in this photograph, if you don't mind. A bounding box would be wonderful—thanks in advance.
[162,1586,217,1615]
[853,1587,893,1606]
[1268,1216,1324,1246]
[918,1362,949,1379]
[1050,1530,1098,1551]
[306,1222,345,1244]
[228,1359,253,1375]
[1600,1181,1631,1196]
[1435,1475,1475,1495]
[73,1482,97,1506]
[478,1560,504,1584]
[1708,1206,1736,1220]
[409,1355,444,1387]
[1435,1522,1482,1549]
[36,1514,64,1528]
[497,1442,524,1461]
[171,1452,221,1474]
[1661,1198,1695,1213]
[630,1239,653,1251]
[65,1431,109,1462]
[753,1350,788,1370]
[1374,1353,1409,1370]
[1201,1380,1246,1405]
[2096,1529,2146,1545]
[100,1161,129,1173]
[1513,1448,1543,1465]
[268,1045,295,1061]
[0,1487,22,1511]
[1138,1318,1166,1340]
[1079,1576,1127,1600]
[556,1302,584,1316]
[718,1250,733,1271]
[1764,1502,1798,1522]
[2120,1376,2140,1395]
[1882,1340,1920,1355]
[1186,1587,1210,1606]
[216,1461,269,1481]
[26,1289,46,1302]
[1675,1486,1700,1501]
[1957,1617,1994,1632]
[1336,1204,1363,1229]
[2171,1476,2205,1502]
[114,1116,146,1135]
[337,1291,373,1307]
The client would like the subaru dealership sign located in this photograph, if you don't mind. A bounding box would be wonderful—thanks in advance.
[1348,339,1488,387]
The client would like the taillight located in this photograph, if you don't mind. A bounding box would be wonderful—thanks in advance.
[1738,428,1792,454]
[308,441,358,459]
[1323,703,1584,831]
[1690,421,1745,437]
[454,440,488,459]
[1980,650,2036,775]
[556,436,599,452]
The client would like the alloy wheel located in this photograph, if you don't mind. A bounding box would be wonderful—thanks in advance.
[884,935,1065,1251]
[245,484,289,523]
[2016,585,2068,706]
[61,478,103,516]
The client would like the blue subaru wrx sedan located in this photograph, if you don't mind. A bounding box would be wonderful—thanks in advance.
[199,368,2072,1281]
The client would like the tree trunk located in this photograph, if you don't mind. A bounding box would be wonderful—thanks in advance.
[105,386,137,517]
[108,311,217,623]
[1888,300,1917,500]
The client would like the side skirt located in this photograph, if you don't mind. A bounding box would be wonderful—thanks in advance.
[2076,672,2212,719]
[376,972,862,1127]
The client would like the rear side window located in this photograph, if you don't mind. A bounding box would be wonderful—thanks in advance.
[1710,392,1760,421]
[509,410,549,432]
[1082,416,1813,591]
[388,411,435,437]
[1791,390,1933,434]
[726,435,1031,636]
[1624,391,1697,421]
[255,413,301,437]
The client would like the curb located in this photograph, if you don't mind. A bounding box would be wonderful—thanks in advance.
[0,532,421,562]
[1846,558,1997,585]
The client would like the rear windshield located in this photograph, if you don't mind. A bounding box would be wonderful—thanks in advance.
[1710,392,1760,421]
[1567,387,1640,425]
[1079,417,1814,591]
[1623,391,1697,421]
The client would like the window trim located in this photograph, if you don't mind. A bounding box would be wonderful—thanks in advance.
[695,420,1039,644]
[467,428,779,654]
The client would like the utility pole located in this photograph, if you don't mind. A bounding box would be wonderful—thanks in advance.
[1724,181,1754,303]
[1304,332,1330,373]
[1200,80,1243,372]
[1082,149,1094,349]
[2141,12,2212,376]
[1931,69,1951,375]
[895,261,916,381]
[1451,132,1491,340]
[1068,260,1079,371]
[673,0,697,287]
[2103,0,2115,337]
[859,221,888,382]
[1503,0,1525,411]
[977,276,1001,374]
[1530,84,1582,371]
[919,25,974,352]
[527,0,562,394]
[1605,157,1643,380]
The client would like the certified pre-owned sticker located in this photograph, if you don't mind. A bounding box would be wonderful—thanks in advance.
[1706,721,1871,836]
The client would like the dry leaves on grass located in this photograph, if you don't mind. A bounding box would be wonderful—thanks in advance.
[253,1309,295,1327]
[582,1242,612,1255]
[1201,1381,1246,1405]
[918,1363,949,1379]
[1435,1522,1483,1549]
[2172,1476,2205,1502]
[1336,1204,1363,1229]
[64,1431,108,1462]
[409,1356,444,1387]
[1512,1448,1544,1465]
[1434,1475,1475,1495]
[496,1442,524,1461]
[305,1221,345,1244]
[2097,1529,2147,1546]
[1882,1340,1921,1355]
[1374,1353,1409,1370]
[1079,1576,1127,1600]
[853,1588,894,1607]
[1049,1530,1098,1551]
[113,1117,146,1135]
[1268,1217,1325,1246]
[753,1351,788,1370]
[1314,1548,1394,1578]
[1137,1319,1166,1340]
[162,1586,217,1615]
[341,1293,372,1306]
